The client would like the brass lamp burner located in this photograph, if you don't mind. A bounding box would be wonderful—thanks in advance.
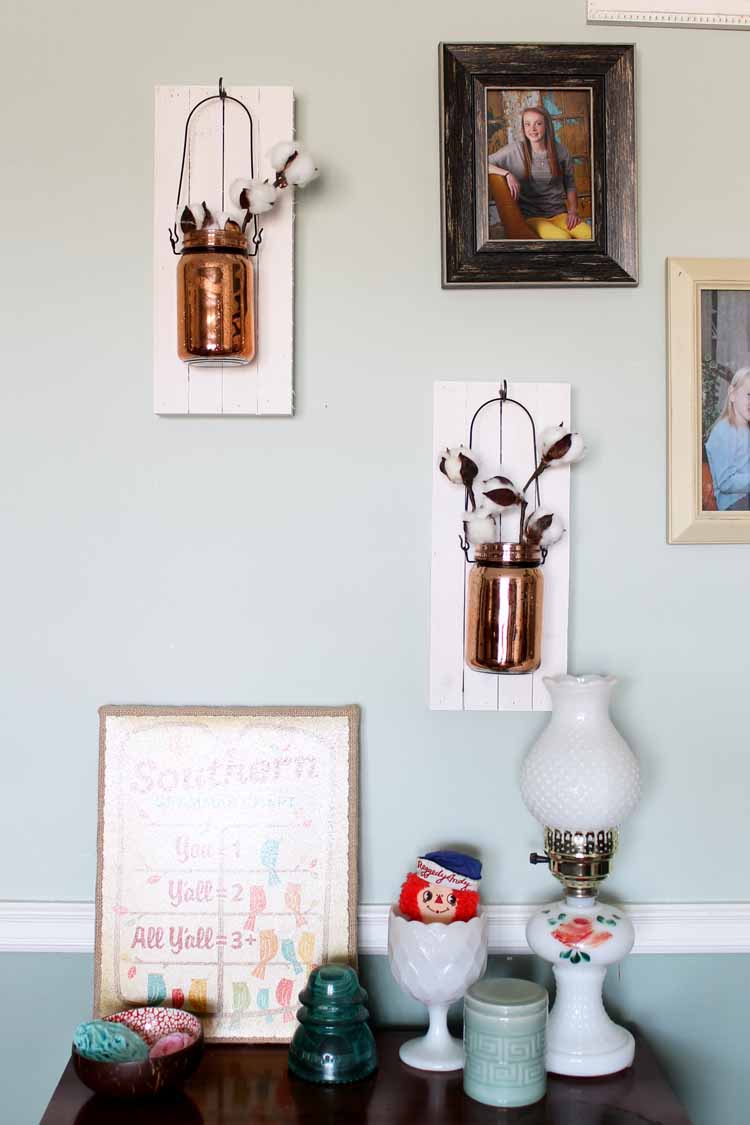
[530,828,619,898]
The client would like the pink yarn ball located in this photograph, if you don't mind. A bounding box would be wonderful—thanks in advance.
[148,1031,194,1059]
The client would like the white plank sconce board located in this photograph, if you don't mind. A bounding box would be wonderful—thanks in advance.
[154,85,294,416]
[430,381,571,712]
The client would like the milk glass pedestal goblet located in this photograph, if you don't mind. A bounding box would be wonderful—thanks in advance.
[387,906,488,1071]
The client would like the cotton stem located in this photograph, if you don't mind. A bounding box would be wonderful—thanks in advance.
[519,498,528,542]
[521,461,547,496]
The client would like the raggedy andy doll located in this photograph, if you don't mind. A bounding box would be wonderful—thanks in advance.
[398,850,482,924]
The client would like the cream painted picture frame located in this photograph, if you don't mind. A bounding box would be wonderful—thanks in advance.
[588,1,750,28]
[95,705,358,1042]
[668,258,750,543]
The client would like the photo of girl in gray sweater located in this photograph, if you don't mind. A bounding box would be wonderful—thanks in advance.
[487,93,593,241]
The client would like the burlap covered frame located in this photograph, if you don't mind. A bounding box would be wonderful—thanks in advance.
[94,704,359,1043]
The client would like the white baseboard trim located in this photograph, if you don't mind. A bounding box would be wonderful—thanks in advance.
[1,901,749,956]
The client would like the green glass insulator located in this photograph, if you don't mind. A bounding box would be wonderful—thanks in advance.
[288,964,378,1084]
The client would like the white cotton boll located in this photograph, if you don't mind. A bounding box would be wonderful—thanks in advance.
[480,475,520,513]
[285,151,319,187]
[179,202,203,232]
[440,445,476,486]
[565,432,585,463]
[229,178,253,210]
[268,140,301,172]
[440,446,480,510]
[215,210,243,230]
[525,508,565,548]
[539,424,586,465]
[539,424,565,456]
[186,201,207,230]
[464,508,498,545]
[245,180,279,214]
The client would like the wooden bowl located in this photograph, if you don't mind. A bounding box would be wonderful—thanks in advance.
[72,1008,203,1098]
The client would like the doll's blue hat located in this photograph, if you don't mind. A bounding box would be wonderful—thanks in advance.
[417,850,482,893]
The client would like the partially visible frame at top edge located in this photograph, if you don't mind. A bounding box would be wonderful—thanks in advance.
[587,2,750,30]
[440,43,638,288]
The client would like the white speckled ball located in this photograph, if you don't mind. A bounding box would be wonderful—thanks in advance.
[520,675,640,831]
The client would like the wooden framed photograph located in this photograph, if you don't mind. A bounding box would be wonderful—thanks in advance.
[95,705,358,1042]
[668,259,750,543]
[440,43,637,288]
[588,2,750,30]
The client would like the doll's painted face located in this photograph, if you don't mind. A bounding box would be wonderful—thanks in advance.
[418,885,458,923]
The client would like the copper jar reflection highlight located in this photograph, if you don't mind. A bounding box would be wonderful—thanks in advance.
[465,543,543,674]
[177,228,255,364]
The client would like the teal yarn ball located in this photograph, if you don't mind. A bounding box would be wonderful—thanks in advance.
[73,1020,149,1063]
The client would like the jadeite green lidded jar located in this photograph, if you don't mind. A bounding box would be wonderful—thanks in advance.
[463,978,548,1108]
[288,964,378,1084]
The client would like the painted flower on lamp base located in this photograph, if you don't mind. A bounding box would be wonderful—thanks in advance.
[526,898,635,1077]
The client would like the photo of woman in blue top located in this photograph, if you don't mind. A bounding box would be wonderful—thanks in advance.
[705,366,750,510]
[488,105,592,241]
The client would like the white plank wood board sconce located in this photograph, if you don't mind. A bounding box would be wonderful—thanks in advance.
[430,381,571,712]
[154,85,294,416]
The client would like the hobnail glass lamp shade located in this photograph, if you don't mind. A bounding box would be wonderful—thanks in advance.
[520,675,640,832]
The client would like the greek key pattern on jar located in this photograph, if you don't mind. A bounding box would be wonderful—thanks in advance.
[465,1029,545,1087]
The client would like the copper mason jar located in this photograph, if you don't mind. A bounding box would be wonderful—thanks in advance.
[177,227,255,364]
[465,543,544,674]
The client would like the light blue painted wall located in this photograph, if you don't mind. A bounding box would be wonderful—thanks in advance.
[1,0,749,1121]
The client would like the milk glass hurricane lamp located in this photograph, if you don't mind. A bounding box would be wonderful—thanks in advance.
[520,674,640,1078]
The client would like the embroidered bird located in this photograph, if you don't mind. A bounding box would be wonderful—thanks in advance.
[244,885,267,931]
[260,839,281,887]
[284,883,305,928]
[276,977,296,1022]
[281,937,303,975]
[251,930,279,981]
[257,987,272,1023]
[232,982,251,1014]
[297,932,316,978]
[439,446,479,511]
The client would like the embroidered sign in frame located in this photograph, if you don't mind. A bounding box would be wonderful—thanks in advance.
[94,705,358,1042]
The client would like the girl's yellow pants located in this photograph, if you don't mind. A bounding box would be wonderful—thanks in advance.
[526,213,592,240]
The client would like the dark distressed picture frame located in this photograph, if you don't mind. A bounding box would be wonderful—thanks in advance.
[440,43,638,288]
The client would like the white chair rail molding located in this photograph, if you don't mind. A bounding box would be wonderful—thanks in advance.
[2,900,749,955]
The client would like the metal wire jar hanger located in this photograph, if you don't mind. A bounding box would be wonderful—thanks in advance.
[168,77,263,257]
[459,380,545,564]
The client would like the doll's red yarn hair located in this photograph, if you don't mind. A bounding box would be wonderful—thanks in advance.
[398,872,479,922]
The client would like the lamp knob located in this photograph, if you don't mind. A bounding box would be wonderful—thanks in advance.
[529,852,550,866]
